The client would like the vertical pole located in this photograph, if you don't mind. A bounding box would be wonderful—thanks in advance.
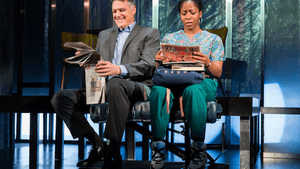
[78,114,87,159]
[125,123,135,161]
[142,123,150,160]
[49,0,56,95]
[250,117,254,167]
[30,112,39,169]
[49,113,54,141]
[225,0,232,93]
[225,0,233,59]
[184,121,190,169]
[55,115,64,163]
[17,0,24,96]
[171,123,174,148]
[152,0,159,29]
[43,113,48,143]
[83,0,90,32]
[225,0,233,146]
[9,113,15,149]
[16,0,25,144]
[16,113,21,142]
[240,116,250,169]
[260,0,265,159]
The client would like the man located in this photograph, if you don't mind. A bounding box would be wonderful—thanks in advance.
[51,0,160,168]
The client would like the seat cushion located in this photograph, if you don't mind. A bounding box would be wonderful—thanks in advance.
[90,101,222,123]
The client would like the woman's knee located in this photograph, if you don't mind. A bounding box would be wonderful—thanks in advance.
[150,85,167,97]
[183,85,202,96]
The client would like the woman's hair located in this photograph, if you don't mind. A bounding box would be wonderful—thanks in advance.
[177,0,203,13]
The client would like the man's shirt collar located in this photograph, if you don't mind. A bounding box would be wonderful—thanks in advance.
[118,21,136,33]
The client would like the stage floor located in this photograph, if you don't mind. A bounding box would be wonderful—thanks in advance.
[78,161,229,169]
[0,143,299,169]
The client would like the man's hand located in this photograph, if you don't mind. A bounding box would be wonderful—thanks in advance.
[75,50,81,55]
[75,50,90,67]
[94,61,121,77]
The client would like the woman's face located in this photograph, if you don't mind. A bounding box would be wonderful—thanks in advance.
[180,1,202,30]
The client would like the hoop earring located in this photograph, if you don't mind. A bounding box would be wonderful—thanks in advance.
[200,18,202,24]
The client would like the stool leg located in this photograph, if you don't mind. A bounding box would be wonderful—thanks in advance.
[64,67,70,89]
[16,113,21,142]
[184,122,190,169]
[126,124,135,161]
[30,112,39,169]
[60,65,66,90]
[142,123,149,161]
[55,115,64,164]
[221,123,226,152]
[49,113,54,141]
[9,112,15,149]
[43,113,48,143]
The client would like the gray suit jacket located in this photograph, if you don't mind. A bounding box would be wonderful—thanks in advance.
[95,23,160,99]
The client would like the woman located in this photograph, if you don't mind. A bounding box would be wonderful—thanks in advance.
[149,0,225,169]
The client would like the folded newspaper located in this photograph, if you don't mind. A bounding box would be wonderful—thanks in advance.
[160,43,204,71]
[63,42,106,105]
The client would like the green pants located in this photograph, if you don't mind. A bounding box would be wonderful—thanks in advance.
[150,78,218,141]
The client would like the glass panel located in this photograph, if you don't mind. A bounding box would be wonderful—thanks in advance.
[231,0,262,96]
[39,114,44,140]
[90,0,113,29]
[54,114,56,140]
[205,116,226,144]
[23,0,49,83]
[21,113,29,140]
[22,88,49,96]
[137,0,153,28]
[174,123,184,143]
[229,0,262,145]
[264,0,300,150]
[19,114,44,140]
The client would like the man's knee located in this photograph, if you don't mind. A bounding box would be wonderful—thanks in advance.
[51,89,75,111]
[106,78,127,96]
[51,90,63,110]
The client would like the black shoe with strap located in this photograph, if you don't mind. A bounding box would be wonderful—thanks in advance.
[150,141,166,169]
[188,141,207,169]
[102,154,123,169]
[76,145,105,167]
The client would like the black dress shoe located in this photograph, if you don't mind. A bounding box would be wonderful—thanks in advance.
[102,154,123,169]
[77,146,105,167]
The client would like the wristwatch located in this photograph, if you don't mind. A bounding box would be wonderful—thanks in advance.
[206,61,211,68]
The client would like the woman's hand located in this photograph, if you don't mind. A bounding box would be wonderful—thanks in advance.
[192,51,223,78]
[155,50,163,69]
[155,50,163,60]
[191,52,211,67]
[94,61,121,77]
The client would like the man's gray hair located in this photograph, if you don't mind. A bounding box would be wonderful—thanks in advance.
[110,0,136,9]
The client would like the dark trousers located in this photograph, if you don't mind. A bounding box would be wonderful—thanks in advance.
[51,78,143,143]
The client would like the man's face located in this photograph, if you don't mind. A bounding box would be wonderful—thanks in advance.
[112,0,136,29]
